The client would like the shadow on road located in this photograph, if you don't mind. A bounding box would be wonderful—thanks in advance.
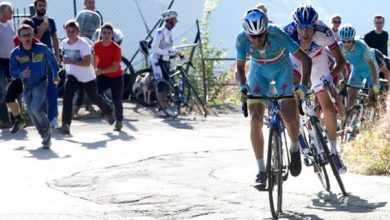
[64,131,135,149]
[310,191,387,213]
[1,129,29,142]
[161,117,196,130]
[264,210,325,220]
[15,146,72,160]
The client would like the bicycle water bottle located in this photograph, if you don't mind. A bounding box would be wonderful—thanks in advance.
[298,133,309,154]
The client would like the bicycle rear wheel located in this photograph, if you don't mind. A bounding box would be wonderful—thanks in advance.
[155,79,180,117]
[312,118,347,196]
[184,79,208,118]
[128,68,157,107]
[267,126,283,219]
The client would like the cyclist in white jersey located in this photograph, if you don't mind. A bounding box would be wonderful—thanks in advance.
[150,10,180,117]
[284,4,347,173]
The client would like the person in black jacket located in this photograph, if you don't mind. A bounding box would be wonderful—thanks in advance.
[364,14,388,56]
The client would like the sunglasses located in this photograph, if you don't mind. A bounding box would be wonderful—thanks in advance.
[297,24,314,29]
[332,20,341,24]
[249,32,266,39]
[342,40,353,44]
[375,21,384,25]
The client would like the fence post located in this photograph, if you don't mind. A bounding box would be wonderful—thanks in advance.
[73,0,77,17]
[196,20,207,104]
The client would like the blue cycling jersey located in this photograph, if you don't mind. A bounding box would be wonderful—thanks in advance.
[339,39,373,76]
[235,25,300,72]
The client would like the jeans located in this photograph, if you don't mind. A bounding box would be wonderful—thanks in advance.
[24,81,50,140]
[62,75,113,126]
[97,75,124,122]
[0,60,11,124]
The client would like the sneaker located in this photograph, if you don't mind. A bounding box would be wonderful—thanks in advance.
[73,105,81,116]
[105,112,115,125]
[42,139,51,149]
[289,151,302,177]
[157,109,167,117]
[165,109,176,116]
[303,153,312,166]
[10,118,26,134]
[255,171,267,188]
[56,124,70,135]
[114,121,123,131]
[42,130,51,149]
[50,118,59,129]
[0,121,12,129]
[332,154,347,174]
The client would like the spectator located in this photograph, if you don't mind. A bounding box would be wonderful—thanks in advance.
[32,0,60,128]
[255,3,273,23]
[84,0,103,24]
[364,14,388,56]
[0,1,13,128]
[94,23,124,131]
[330,14,342,42]
[10,24,59,149]
[56,20,114,135]
[6,19,41,134]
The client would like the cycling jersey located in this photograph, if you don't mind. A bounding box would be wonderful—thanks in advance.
[284,20,338,93]
[339,39,377,87]
[372,48,385,68]
[236,25,300,97]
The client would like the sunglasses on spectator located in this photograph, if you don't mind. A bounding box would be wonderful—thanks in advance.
[332,20,341,24]
[249,32,266,39]
[375,21,384,25]
[342,40,353,44]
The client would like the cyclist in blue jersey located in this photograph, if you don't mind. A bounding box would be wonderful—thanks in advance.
[371,48,390,82]
[339,25,379,110]
[284,4,347,173]
[236,9,312,187]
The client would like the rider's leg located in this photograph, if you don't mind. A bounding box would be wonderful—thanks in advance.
[347,87,358,111]
[317,91,338,153]
[280,98,300,146]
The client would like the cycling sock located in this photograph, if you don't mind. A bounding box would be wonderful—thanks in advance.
[329,140,337,154]
[257,159,265,172]
[15,114,23,120]
[290,141,300,153]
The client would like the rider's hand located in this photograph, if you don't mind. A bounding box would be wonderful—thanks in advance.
[338,79,346,90]
[240,84,248,102]
[295,83,307,100]
[322,74,333,84]
[371,83,380,94]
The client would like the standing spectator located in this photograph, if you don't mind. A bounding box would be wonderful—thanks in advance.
[56,20,114,135]
[94,23,124,131]
[0,1,13,129]
[10,24,59,148]
[364,14,388,56]
[330,14,342,42]
[84,0,103,24]
[32,0,60,128]
[255,3,273,23]
[6,19,41,134]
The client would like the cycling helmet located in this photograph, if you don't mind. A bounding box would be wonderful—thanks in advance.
[243,9,268,35]
[293,4,318,27]
[161,10,178,21]
[339,25,356,40]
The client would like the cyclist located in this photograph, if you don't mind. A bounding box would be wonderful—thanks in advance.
[339,25,379,111]
[236,9,312,187]
[372,48,390,83]
[150,9,180,117]
[284,4,347,173]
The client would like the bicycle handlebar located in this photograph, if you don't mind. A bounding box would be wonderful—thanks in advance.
[242,95,295,117]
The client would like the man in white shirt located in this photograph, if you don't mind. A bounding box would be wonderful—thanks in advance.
[0,1,13,128]
[57,20,114,135]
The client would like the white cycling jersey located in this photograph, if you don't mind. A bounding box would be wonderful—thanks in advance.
[150,26,177,79]
[285,20,338,93]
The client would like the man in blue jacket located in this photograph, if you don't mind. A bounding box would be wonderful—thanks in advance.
[10,24,59,149]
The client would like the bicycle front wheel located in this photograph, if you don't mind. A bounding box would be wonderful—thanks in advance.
[267,126,283,219]
[340,105,361,143]
[155,79,180,117]
[312,118,347,196]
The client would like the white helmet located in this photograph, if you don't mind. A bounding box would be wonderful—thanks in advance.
[161,10,178,21]
[243,9,268,35]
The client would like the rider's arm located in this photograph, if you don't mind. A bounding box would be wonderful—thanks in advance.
[52,31,60,62]
[329,44,346,77]
[236,60,247,86]
[380,64,390,81]
[292,49,312,87]
[367,59,378,84]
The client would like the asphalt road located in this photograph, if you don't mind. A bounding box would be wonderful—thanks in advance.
[1,106,389,219]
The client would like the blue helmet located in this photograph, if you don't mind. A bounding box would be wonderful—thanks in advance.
[339,25,356,40]
[243,9,268,35]
[293,4,318,27]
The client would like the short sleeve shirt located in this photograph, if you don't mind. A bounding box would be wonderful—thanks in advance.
[32,17,57,50]
[94,41,123,78]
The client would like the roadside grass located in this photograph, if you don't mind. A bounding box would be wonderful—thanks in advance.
[342,108,390,175]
